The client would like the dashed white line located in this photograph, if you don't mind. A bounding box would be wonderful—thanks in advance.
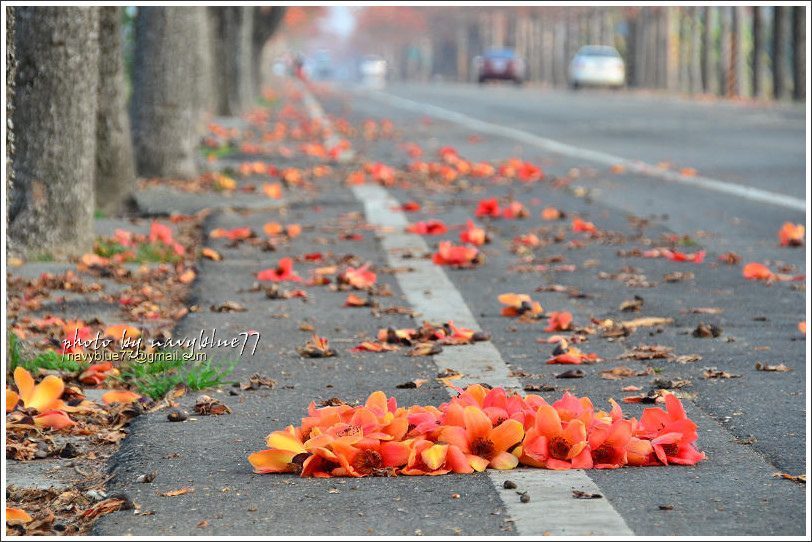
[368,90,806,212]
[353,183,634,536]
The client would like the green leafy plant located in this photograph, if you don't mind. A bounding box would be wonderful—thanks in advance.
[116,350,237,400]
[8,332,87,373]
[94,238,182,264]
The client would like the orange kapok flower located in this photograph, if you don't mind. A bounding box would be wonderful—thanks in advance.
[545,311,573,332]
[102,390,142,405]
[588,417,633,469]
[502,201,529,219]
[778,222,804,247]
[6,388,20,413]
[541,207,563,220]
[5,508,33,523]
[742,262,775,281]
[258,258,303,282]
[406,220,448,235]
[460,220,488,246]
[12,367,65,412]
[338,263,377,290]
[439,406,525,471]
[637,393,705,466]
[34,410,77,430]
[149,222,173,245]
[475,197,501,218]
[498,293,542,317]
[210,227,253,240]
[520,404,591,470]
[263,222,284,236]
[572,216,597,233]
[263,182,283,199]
[800,322,806,335]
[432,241,479,266]
[79,362,120,385]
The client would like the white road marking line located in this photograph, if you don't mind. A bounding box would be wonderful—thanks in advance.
[368,90,807,212]
[353,183,634,536]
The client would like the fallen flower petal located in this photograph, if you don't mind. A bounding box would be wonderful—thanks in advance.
[258,258,303,282]
[778,222,804,247]
[34,410,77,429]
[102,390,143,405]
[5,508,33,523]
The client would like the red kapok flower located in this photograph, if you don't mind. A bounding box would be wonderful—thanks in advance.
[258,258,303,282]
[778,222,804,247]
[338,263,377,290]
[498,293,542,317]
[406,220,448,235]
[475,198,501,218]
[545,311,573,332]
[460,220,488,245]
[433,241,479,266]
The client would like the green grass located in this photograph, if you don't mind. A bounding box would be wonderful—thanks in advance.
[202,144,235,161]
[94,238,183,264]
[8,332,87,373]
[94,210,109,219]
[116,351,237,400]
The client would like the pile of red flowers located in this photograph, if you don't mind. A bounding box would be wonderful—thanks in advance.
[249,384,705,477]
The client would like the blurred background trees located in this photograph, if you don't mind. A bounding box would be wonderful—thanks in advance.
[342,5,806,99]
[4,6,806,260]
[6,6,288,260]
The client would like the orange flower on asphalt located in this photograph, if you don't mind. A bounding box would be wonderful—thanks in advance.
[345,171,365,185]
[546,345,599,364]
[588,417,633,469]
[778,222,804,247]
[475,197,501,218]
[502,201,529,219]
[344,294,370,307]
[263,182,283,199]
[258,258,303,282]
[11,367,65,412]
[498,293,542,317]
[286,224,302,239]
[637,394,706,466]
[520,404,591,470]
[513,233,540,246]
[350,341,400,353]
[800,322,806,335]
[742,262,775,281]
[209,227,253,240]
[644,248,706,263]
[406,220,448,235]
[459,220,488,245]
[338,263,377,290]
[102,390,142,405]
[79,362,120,385]
[432,241,479,266]
[572,216,597,233]
[263,222,284,236]
[149,222,173,245]
[6,508,33,523]
[545,311,573,332]
[471,161,496,177]
[34,410,77,430]
[438,406,525,471]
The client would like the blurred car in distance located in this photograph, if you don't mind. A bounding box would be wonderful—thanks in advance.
[359,54,387,89]
[474,48,525,85]
[313,49,333,81]
[568,45,626,89]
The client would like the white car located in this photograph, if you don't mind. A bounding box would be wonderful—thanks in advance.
[568,46,625,89]
[360,55,387,89]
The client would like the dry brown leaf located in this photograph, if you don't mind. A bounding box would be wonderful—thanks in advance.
[702,367,741,379]
[621,317,674,329]
[618,296,644,312]
[675,354,702,363]
[773,473,805,484]
[160,487,194,497]
[210,301,248,312]
[599,366,654,380]
[621,344,676,361]
[755,362,791,372]
[693,323,722,338]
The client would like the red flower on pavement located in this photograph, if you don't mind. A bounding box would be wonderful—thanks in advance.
[778,222,804,247]
[460,220,488,245]
[258,258,302,282]
[432,241,479,266]
[475,198,501,218]
[406,220,448,235]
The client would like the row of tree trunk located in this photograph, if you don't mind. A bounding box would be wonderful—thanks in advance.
[6,6,285,260]
[422,6,806,101]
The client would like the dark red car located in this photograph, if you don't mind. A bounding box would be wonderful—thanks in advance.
[474,48,525,85]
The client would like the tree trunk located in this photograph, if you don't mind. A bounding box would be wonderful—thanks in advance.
[773,6,787,100]
[702,7,715,93]
[752,6,765,98]
[191,7,215,117]
[9,7,99,260]
[131,7,199,179]
[6,6,17,245]
[792,6,805,101]
[96,6,136,215]
[553,19,565,86]
[718,6,731,96]
[732,6,745,96]
[210,6,254,115]
[690,7,702,93]
[252,7,286,98]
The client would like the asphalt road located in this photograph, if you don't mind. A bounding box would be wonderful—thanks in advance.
[92,80,807,536]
